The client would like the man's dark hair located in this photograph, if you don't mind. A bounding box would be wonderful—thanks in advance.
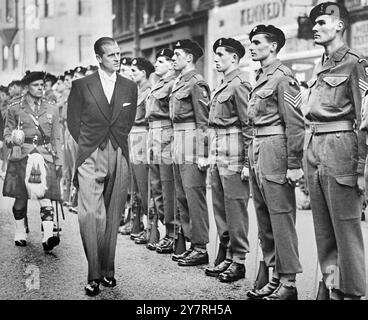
[263,34,282,53]
[223,47,240,62]
[182,48,199,63]
[94,37,117,57]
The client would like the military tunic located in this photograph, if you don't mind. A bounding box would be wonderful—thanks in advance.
[3,93,62,220]
[248,59,304,275]
[169,69,210,248]
[129,81,151,216]
[208,68,252,263]
[305,45,368,296]
[145,72,177,237]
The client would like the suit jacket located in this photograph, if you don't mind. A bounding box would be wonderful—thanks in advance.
[67,71,138,170]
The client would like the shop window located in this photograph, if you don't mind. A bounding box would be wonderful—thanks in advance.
[143,0,165,25]
[13,44,20,70]
[44,0,55,18]
[79,34,91,63]
[78,0,92,16]
[2,46,9,70]
[6,0,16,23]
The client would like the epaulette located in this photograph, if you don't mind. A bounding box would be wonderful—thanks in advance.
[277,64,293,77]
[236,71,249,84]
[348,49,366,63]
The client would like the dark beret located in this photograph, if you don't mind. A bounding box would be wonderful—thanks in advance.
[87,65,99,72]
[156,48,174,60]
[21,71,46,85]
[174,39,204,59]
[8,80,22,88]
[249,24,286,50]
[213,37,245,59]
[309,2,349,25]
[120,57,132,66]
[64,69,74,77]
[45,73,58,85]
[57,75,65,82]
[74,66,87,75]
[132,57,155,76]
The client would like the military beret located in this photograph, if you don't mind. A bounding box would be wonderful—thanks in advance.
[74,66,87,75]
[45,73,58,85]
[309,2,349,25]
[120,57,132,66]
[132,57,155,76]
[249,24,286,50]
[57,75,65,82]
[87,65,99,72]
[174,39,204,59]
[8,80,22,88]
[213,37,245,59]
[21,71,46,85]
[156,48,174,60]
[64,69,74,77]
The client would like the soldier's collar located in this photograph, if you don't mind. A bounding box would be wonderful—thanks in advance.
[223,68,241,83]
[139,80,151,92]
[181,69,197,81]
[162,71,177,83]
[262,59,282,76]
[328,44,349,62]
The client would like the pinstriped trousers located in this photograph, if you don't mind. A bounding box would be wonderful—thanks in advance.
[77,141,129,282]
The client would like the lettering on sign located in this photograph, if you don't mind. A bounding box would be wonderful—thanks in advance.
[240,0,288,26]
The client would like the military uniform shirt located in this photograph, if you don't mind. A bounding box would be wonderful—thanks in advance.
[307,45,368,174]
[134,81,151,126]
[248,59,304,169]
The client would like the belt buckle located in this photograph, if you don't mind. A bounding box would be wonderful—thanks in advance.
[32,136,39,146]
[310,124,317,134]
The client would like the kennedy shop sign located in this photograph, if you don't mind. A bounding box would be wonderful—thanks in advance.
[209,0,293,39]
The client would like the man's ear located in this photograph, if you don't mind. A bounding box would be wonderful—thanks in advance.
[336,20,345,32]
[96,54,102,64]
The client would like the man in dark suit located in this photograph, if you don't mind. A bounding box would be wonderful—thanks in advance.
[67,37,137,296]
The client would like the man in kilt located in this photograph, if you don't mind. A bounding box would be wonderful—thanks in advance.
[2,71,63,251]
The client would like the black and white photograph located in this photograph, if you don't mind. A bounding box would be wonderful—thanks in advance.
[0,0,368,310]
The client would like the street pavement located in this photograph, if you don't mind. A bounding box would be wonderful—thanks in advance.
[1,179,368,300]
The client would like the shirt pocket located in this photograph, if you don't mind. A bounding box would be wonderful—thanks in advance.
[174,91,192,115]
[255,89,274,114]
[322,75,349,104]
[216,93,233,118]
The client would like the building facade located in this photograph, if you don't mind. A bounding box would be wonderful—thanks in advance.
[0,0,112,85]
[113,0,238,78]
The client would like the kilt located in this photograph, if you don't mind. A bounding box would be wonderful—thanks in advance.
[3,155,61,201]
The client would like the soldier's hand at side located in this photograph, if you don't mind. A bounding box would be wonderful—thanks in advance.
[241,167,250,181]
[286,168,304,186]
[357,174,365,194]
[0,141,3,149]
[197,157,208,171]
[5,139,13,149]
[56,165,63,178]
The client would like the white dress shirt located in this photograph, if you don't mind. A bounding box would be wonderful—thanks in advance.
[98,68,117,104]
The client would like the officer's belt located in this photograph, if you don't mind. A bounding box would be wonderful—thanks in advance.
[253,125,285,137]
[24,136,50,145]
[173,122,196,131]
[306,121,354,134]
[212,126,242,134]
[148,120,172,129]
[131,126,148,133]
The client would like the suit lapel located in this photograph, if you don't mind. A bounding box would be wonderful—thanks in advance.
[87,72,111,121]
[111,75,131,124]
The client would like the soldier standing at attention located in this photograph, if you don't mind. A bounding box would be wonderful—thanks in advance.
[170,39,211,266]
[244,25,305,300]
[305,2,367,300]
[129,57,155,244]
[2,71,62,251]
[204,38,252,282]
[145,49,177,253]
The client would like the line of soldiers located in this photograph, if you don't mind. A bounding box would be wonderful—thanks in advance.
[0,1,367,300]
[116,1,368,301]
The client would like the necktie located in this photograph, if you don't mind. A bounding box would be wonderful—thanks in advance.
[256,69,263,82]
